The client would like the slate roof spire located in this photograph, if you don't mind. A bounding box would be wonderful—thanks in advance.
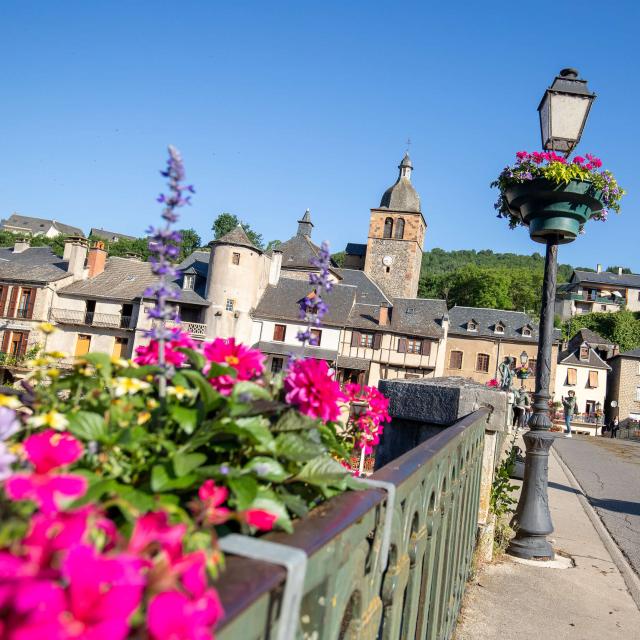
[379,153,421,213]
[296,209,314,237]
[213,224,259,251]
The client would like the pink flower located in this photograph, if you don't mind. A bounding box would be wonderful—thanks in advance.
[548,151,566,164]
[515,151,529,161]
[572,156,585,165]
[202,338,265,396]
[344,384,390,454]
[586,153,602,168]
[147,588,223,640]
[4,430,87,514]
[198,480,231,525]
[284,359,346,422]
[135,328,195,366]
[129,511,187,562]
[531,151,546,164]
[243,509,277,531]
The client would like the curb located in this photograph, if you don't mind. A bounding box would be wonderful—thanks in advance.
[551,446,640,611]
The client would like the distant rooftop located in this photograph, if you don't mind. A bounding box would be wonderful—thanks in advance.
[1,213,83,237]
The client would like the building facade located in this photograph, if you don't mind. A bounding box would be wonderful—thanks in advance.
[607,348,640,426]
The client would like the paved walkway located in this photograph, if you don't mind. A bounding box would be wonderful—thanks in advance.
[554,435,640,577]
[454,437,640,640]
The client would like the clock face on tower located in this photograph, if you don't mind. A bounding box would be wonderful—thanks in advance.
[382,255,393,266]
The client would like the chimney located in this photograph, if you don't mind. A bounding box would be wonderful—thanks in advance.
[596,263,602,273]
[64,236,88,279]
[268,249,283,285]
[378,305,390,326]
[618,267,623,275]
[13,238,30,253]
[87,241,107,277]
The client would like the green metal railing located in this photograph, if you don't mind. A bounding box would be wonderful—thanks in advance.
[217,408,488,640]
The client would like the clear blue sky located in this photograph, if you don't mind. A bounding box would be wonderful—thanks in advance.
[1,1,638,270]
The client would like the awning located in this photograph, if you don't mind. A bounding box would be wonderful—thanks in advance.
[612,291,623,298]
[599,290,612,296]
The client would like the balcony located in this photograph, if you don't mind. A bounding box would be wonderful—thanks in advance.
[52,308,133,330]
[166,320,207,340]
[568,293,625,306]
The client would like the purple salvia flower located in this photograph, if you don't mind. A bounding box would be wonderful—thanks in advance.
[0,443,16,482]
[0,408,20,441]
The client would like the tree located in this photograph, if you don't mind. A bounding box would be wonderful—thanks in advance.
[606,266,632,274]
[177,228,202,261]
[563,310,640,353]
[212,213,264,249]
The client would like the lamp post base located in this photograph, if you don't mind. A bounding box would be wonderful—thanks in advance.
[507,429,555,560]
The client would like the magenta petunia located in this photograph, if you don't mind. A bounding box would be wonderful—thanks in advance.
[198,479,231,524]
[134,328,195,367]
[23,430,84,473]
[284,358,346,422]
[128,511,187,562]
[243,509,277,531]
[202,338,265,396]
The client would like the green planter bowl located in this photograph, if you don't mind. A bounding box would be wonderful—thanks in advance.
[517,371,530,380]
[505,178,604,244]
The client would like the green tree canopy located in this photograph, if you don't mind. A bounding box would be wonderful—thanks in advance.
[212,212,264,249]
[563,310,640,353]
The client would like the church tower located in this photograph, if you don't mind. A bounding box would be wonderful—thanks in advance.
[363,153,426,299]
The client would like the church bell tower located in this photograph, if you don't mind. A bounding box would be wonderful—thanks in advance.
[363,153,426,299]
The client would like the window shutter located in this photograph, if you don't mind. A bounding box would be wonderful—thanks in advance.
[567,368,577,385]
[351,331,360,347]
[7,287,18,318]
[25,289,36,319]
[19,333,28,356]
[397,338,407,353]
[373,333,382,350]
[589,370,598,388]
[1,331,10,353]
[0,286,7,317]
[420,340,431,356]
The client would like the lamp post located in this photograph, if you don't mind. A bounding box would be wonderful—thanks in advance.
[507,69,596,561]
[519,351,529,367]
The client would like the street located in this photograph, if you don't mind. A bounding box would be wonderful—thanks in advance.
[553,435,640,578]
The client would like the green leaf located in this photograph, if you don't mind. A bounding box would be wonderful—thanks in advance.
[176,347,206,371]
[276,488,309,518]
[231,381,271,402]
[180,369,223,413]
[169,405,198,435]
[118,365,161,379]
[229,475,258,510]
[272,409,319,432]
[67,411,108,442]
[275,432,325,462]
[151,464,172,492]
[82,352,112,379]
[250,489,293,533]
[112,485,156,512]
[235,417,275,451]
[244,456,289,482]
[293,456,349,487]
[173,452,207,477]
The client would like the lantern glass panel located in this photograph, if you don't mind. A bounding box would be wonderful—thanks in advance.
[549,93,591,142]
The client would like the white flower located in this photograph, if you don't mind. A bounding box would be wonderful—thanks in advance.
[114,377,151,397]
[29,410,69,431]
[0,394,21,410]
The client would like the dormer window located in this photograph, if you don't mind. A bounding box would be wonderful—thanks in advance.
[467,320,478,332]
[183,274,195,290]
[522,325,532,337]
[579,345,589,361]
[494,323,505,335]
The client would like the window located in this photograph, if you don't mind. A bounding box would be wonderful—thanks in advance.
[273,324,286,342]
[112,337,128,359]
[636,386,640,402]
[407,338,422,354]
[476,353,490,373]
[566,368,577,386]
[75,334,91,357]
[494,323,505,335]
[16,288,33,319]
[183,274,195,290]
[394,218,405,240]
[271,357,284,374]
[600,305,607,311]
[579,345,589,361]
[9,331,28,357]
[528,358,537,376]
[588,370,598,388]
[359,333,374,348]
[449,350,463,370]
[225,299,235,312]
[310,329,322,346]
[383,217,393,239]
[467,321,477,332]
[522,326,532,337]
[232,252,241,265]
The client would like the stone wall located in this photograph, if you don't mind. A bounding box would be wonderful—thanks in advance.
[608,356,640,424]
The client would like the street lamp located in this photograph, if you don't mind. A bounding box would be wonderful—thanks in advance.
[538,68,596,156]
[519,351,529,367]
[508,69,596,561]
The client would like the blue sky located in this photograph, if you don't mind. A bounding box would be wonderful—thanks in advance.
[1,1,638,270]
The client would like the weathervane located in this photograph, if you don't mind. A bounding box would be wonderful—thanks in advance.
[405,137,412,153]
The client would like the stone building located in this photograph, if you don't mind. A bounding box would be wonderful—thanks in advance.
[1,213,83,238]
[443,306,558,392]
[555,266,640,320]
[553,329,610,417]
[606,348,640,426]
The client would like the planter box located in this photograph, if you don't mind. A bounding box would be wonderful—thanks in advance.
[505,178,603,244]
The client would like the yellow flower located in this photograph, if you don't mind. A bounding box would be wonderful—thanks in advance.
[137,411,152,425]
[110,356,131,368]
[29,410,69,431]
[39,322,56,334]
[167,385,196,401]
[46,368,61,378]
[47,351,67,359]
[146,398,159,410]
[114,377,151,397]
[0,394,21,409]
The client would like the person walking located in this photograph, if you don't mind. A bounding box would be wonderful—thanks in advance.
[610,416,620,439]
[513,385,530,431]
[562,391,577,438]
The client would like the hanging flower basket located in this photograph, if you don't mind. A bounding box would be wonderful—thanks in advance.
[517,369,530,380]
[492,151,624,244]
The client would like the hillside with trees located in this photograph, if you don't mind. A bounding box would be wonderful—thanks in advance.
[563,310,640,353]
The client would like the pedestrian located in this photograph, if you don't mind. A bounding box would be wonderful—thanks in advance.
[610,416,620,439]
[513,385,530,431]
[562,391,576,438]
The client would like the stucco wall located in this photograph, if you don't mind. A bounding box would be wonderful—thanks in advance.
[608,357,640,424]
[553,363,607,412]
